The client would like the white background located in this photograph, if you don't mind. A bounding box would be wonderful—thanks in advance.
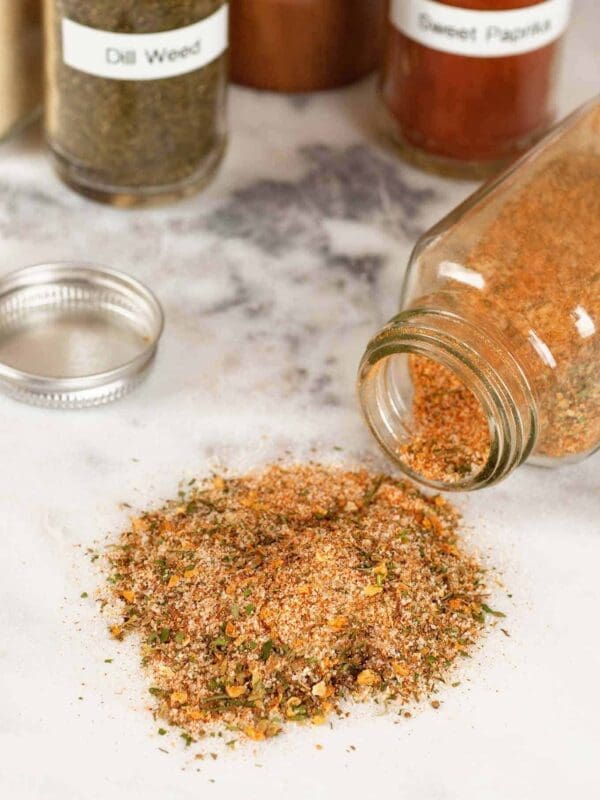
[1,3,599,798]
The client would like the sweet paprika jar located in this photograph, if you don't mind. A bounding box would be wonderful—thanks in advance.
[381,0,573,178]
[358,98,600,491]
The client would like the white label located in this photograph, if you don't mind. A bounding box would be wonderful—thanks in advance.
[62,5,228,81]
[390,0,571,58]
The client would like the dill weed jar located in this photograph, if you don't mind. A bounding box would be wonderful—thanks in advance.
[44,1,228,206]
[358,98,600,491]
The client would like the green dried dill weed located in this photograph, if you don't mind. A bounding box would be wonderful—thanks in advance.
[44,0,228,206]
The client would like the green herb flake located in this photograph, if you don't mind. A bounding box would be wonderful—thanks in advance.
[481,603,506,618]
[159,627,171,643]
[259,639,274,661]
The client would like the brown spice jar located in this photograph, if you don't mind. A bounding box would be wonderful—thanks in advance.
[230,0,386,92]
[0,0,42,140]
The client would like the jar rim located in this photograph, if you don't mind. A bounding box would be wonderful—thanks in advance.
[357,308,538,491]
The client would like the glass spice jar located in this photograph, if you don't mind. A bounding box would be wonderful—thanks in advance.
[229,0,386,92]
[358,97,600,491]
[44,1,228,206]
[0,0,42,142]
[381,0,572,179]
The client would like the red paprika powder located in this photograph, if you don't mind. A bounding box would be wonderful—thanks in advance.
[381,0,572,177]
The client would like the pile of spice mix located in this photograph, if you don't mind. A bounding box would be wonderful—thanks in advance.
[102,464,500,742]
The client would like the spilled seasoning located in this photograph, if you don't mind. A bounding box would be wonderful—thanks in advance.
[101,464,495,742]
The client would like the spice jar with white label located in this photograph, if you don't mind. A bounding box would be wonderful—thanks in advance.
[382,0,572,178]
[44,1,228,206]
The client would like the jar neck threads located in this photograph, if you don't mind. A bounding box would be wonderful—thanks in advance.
[357,306,539,491]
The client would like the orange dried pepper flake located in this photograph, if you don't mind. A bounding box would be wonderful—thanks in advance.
[259,607,275,627]
[169,691,188,707]
[392,661,410,677]
[356,669,381,687]
[311,680,333,698]
[244,725,266,741]
[225,685,246,698]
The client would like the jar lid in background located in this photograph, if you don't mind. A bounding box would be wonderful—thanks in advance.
[0,262,164,408]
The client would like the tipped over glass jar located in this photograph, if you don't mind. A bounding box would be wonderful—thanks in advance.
[358,98,600,491]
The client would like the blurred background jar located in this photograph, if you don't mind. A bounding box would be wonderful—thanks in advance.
[381,0,572,178]
[0,0,42,142]
[230,0,386,92]
[44,1,228,207]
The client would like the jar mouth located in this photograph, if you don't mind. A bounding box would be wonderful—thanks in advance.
[357,309,538,492]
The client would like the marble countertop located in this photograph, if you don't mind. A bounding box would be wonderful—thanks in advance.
[2,6,599,800]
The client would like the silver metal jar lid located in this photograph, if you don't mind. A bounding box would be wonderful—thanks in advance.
[0,262,164,409]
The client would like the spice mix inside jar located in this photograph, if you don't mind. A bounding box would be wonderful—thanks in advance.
[358,98,600,491]
[381,0,573,178]
[44,1,228,206]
